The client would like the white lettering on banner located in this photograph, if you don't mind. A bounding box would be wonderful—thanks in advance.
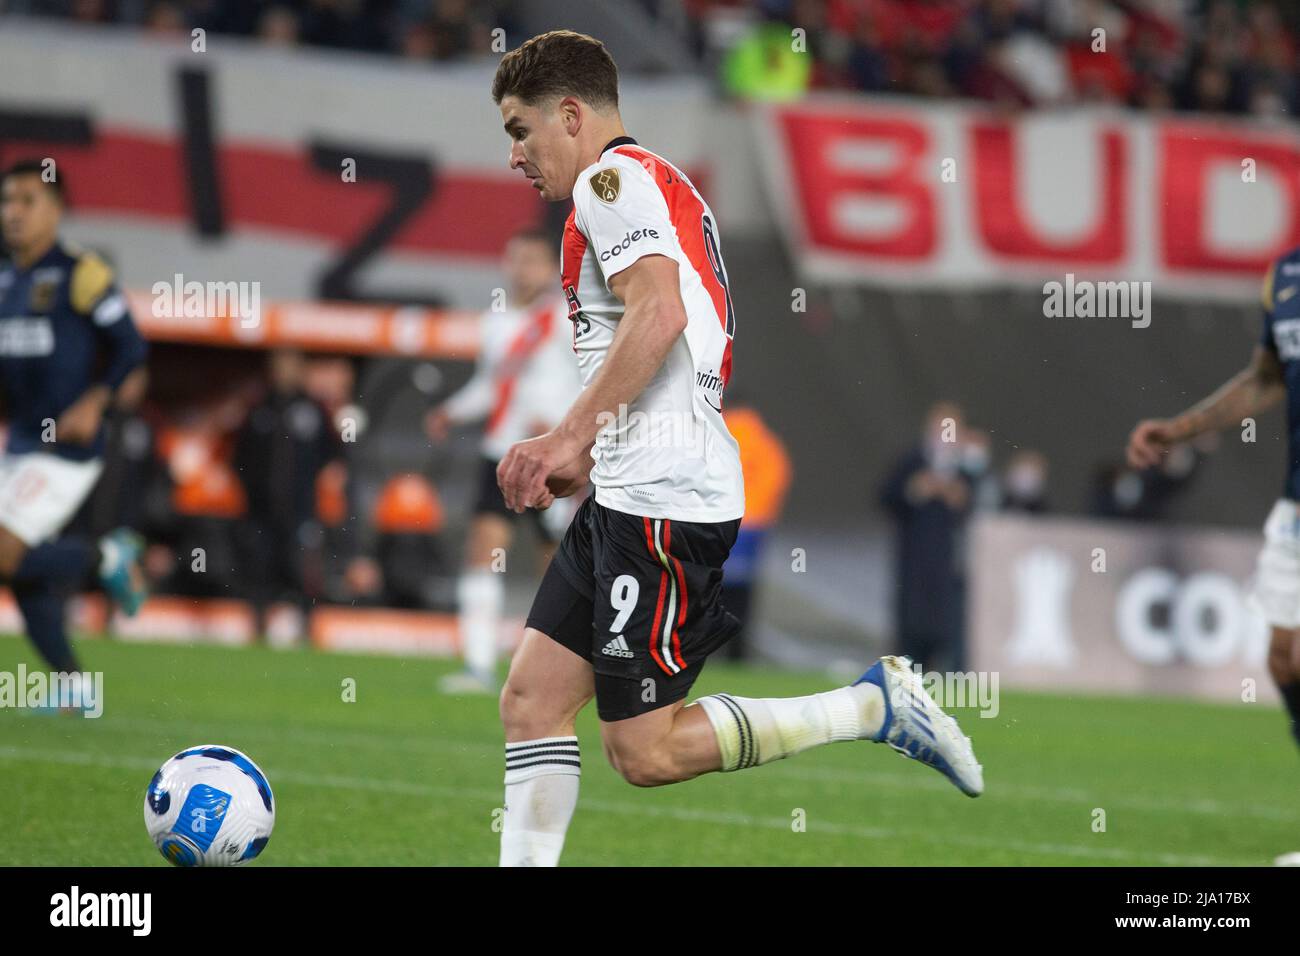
[1005,547,1076,668]
[969,513,1277,704]
[1116,569,1267,667]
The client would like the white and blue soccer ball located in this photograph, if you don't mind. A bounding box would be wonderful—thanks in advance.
[144,745,275,867]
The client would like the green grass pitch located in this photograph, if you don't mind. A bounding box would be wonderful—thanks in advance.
[0,633,1295,866]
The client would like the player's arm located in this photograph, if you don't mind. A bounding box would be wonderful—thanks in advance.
[58,253,148,445]
[1127,345,1285,469]
[428,334,496,441]
[1129,257,1286,469]
[497,254,686,511]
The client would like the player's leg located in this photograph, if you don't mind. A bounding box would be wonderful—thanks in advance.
[0,455,146,604]
[0,523,86,673]
[599,697,715,785]
[498,628,592,866]
[1267,626,1300,749]
[496,500,598,866]
[598,667,886,785]
[12,579,76,671]
[1252,500,1300,750]
[445,457,518,693]
[447,512,512,690]
[600,655,981,794]
[592,507,982,795]
[0,455,145,680]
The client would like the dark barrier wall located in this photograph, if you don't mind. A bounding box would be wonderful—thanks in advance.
[723,237,1283,533]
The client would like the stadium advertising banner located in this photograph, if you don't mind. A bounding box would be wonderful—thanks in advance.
[0,23,713,307]
[968,512,1277,704]
[756,96,1300,300]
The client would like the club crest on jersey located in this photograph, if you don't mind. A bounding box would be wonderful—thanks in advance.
[590,168,621,204]
[29,279,58,313]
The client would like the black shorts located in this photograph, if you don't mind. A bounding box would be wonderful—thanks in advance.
[525,496,741,721]
[474,456,563,543]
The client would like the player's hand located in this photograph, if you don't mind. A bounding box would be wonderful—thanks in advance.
[545,451,594,499]
[1127,419,1178,470]
[497,430,587,513]
[55,387,110,446]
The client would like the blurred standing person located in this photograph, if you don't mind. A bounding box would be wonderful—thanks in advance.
[719,400,791,661]
[234,348,341,635]
[879,402,973,673]
[1001,449,1049,513]
[1089,441,1203,521]
[427,229,582,693]
[960,427,1001,512]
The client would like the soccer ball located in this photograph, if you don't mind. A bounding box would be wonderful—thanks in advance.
[143,744,275,866]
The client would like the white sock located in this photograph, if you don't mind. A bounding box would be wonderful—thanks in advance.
[693,684,885,771]
[500,736,581,867]
[458,569,503,680]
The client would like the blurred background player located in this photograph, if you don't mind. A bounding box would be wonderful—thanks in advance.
[0,159,149,690]
[427,228,582,693]
[718,397,791,661]
[1127,247,1300,865]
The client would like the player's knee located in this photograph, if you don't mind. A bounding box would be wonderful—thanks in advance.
[499,674,569,740]
[498,676,531,736]
[605,740,679,788]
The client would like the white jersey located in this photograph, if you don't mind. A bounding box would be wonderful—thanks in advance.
[442,297,581,461]
[563,137,744,523]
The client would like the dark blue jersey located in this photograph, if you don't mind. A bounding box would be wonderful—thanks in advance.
[1259,246,1300,500]
[0,241,147,461]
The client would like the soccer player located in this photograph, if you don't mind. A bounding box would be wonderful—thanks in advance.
[0,159,149,687]
[428,228,582,693]
[1128,248,1300,866]
[489,31,983,867]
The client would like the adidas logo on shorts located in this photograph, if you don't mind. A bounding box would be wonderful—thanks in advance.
[601,634,634,659]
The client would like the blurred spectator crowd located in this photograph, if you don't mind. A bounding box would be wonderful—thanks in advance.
[6,1,1299,117]
[877,398,1208,671]
[0,0,511,60]
[695,0,1300,116]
